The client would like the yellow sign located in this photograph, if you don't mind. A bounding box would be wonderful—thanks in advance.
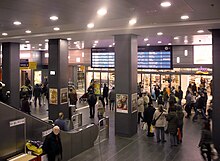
[29,62,37,69]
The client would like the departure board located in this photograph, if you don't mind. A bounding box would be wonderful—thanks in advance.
[91,48,115,68]
[138,46,173,69]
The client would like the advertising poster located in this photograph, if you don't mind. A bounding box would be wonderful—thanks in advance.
[131,93,137,113]
[116,94,128,113]
[60,88,68,104]
[94,81,101,95]
[49,88,58,105]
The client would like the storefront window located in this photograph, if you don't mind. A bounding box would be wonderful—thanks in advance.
[86,72,93,91]
[109,72,115,89]
[137,74,142,84]
[101,72,108,94]
[94,72,101,95]
[171,75,180,90]
[34,70,42,85]
[142,74,150,93]
[151,74,160,91]
[161,74,170,90]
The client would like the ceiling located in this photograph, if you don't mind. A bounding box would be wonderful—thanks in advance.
[0,0,220,50]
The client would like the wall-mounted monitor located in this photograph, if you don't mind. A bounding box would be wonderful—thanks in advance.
[91,47,115,68]
[91,46,173,69]
[194,45,212,64]
[138,46,173,69]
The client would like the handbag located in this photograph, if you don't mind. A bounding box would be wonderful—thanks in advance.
[152,112,163,126]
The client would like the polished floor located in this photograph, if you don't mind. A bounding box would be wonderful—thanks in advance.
[30,96,214,161]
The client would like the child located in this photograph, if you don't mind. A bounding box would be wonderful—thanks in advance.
[97,96,105,126]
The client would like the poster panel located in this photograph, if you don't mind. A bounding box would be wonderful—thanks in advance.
[132,93,137,113]
[60,88,68,104]
[116,94,128,113]
[49,88,58,105]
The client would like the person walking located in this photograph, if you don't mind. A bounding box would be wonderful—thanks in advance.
[109,87,116,111]
[143,103,155,137]
[185,89,192,118]
[103,83,109,105]
[87,92,97,118]
[166,107,178,147]
[68,88,78,106]
[33,84,42,107]
[42,126,62,161]
[137,93,144,124]
[176,104,184,143]
[153,105,167,143]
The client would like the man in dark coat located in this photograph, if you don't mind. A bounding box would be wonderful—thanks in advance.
[143,103,156,137]
[87,92,97,118]
[102,83,109,105]
[43,126,62,161]
[33,84,42,107]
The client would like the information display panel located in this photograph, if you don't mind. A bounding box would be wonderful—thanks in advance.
[138,46,173,69]
[91,48,115,68]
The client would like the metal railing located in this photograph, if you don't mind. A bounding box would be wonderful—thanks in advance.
[98,116,109,141]
[71,113,82,129]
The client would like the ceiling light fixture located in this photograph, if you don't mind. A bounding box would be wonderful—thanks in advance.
[144,38,148,41]
[197,30,204,33]
[158,41,162,44]
[174,37,179,40]
[168,43,172,45]
[67,38,72,41]
[129,18,137,25]
[53,27,60,31]
[94,40,98,44]
[181,15,189,20]
[39,44,42,46]
[113,42,115,45]
[97,8,107,16]
[50,16,59,21]
[13,21,21,25]
[184,40,188,43]
[74,41,77,44]
[157,32,163,35]
[109,45,112,47]
[25,41,30,43]
[87,23,94,29]
[2,33,8,36]
[25,30,31,34]
[147,44,150,46]
[160,2,171,7]
[45,39,49,42]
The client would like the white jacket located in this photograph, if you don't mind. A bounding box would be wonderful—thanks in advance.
[153,110,167,127]
[137,97,144,112]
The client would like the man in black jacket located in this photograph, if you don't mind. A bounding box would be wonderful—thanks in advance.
[43,126,62,161]
[102,83,109,105]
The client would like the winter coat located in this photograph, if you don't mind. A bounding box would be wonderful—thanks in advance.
[109,89,116,101]
[69,92,77,105]
[153,110,167,127]
[42,132,62,161]
[87,93,97,106]
[176,110,184,127]
[143,105,156,123]
[103,86,109,97]
[199,129,213,146]
[137,97,144,113]
[54,118,68,131]
[166,111,178,134]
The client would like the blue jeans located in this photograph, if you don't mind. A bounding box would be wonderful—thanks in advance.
[170,133,177,146]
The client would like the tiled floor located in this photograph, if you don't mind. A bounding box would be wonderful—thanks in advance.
[31,97,214,161]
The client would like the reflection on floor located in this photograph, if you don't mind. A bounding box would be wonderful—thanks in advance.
[30,97,207,161]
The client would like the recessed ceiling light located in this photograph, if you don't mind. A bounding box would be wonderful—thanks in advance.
[129,18,137,25]
[25,41,30,43]
[45,39,49,42]
[50,16,59,21]
[13,21,21,25]
[160,2,171,7]
[174,37,179,40]
[94,40,98,44]
[109,45,112,47]
[181,15,189,20]
[144,38,148,41]
[113,42,115,45]
[53,27,60,31]
[197,30,204,33]
[97,8,107,16]
[168,43,172,45]
[67,38,72,41]
[32,47,35,49]
[92,45,96,48]
[25,30,31,34]
[39,44,42,46]
[158,41,162,44]
[93,43,97,46]
[87,23,94,29]
[157,32,163,35]
[184,40,188,43]
[147,44,150,46]
[2,33,8,36]
[74,41,77,44]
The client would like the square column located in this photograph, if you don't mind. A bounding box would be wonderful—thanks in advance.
[211,29,220,151]
[2,43,20,108]
[114,34,138,137]
[48,39,69,120]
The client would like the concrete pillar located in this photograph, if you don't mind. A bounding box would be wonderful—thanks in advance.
[114,34,138,137]
[48,39,69,120]
[2,42,20,108]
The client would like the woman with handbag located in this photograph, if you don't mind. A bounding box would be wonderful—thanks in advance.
[152,105,167,143]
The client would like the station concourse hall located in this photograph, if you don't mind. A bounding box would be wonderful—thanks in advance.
[0,1,220,161]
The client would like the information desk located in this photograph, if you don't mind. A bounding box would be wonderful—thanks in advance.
[7,153,37,161]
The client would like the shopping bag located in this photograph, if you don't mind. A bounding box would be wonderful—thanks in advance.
[150,124,154,133]
[142,123,147,131]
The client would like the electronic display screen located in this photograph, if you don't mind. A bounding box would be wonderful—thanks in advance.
[91,48,115,68]
[138,46,173,69]
[91,46,172,69]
